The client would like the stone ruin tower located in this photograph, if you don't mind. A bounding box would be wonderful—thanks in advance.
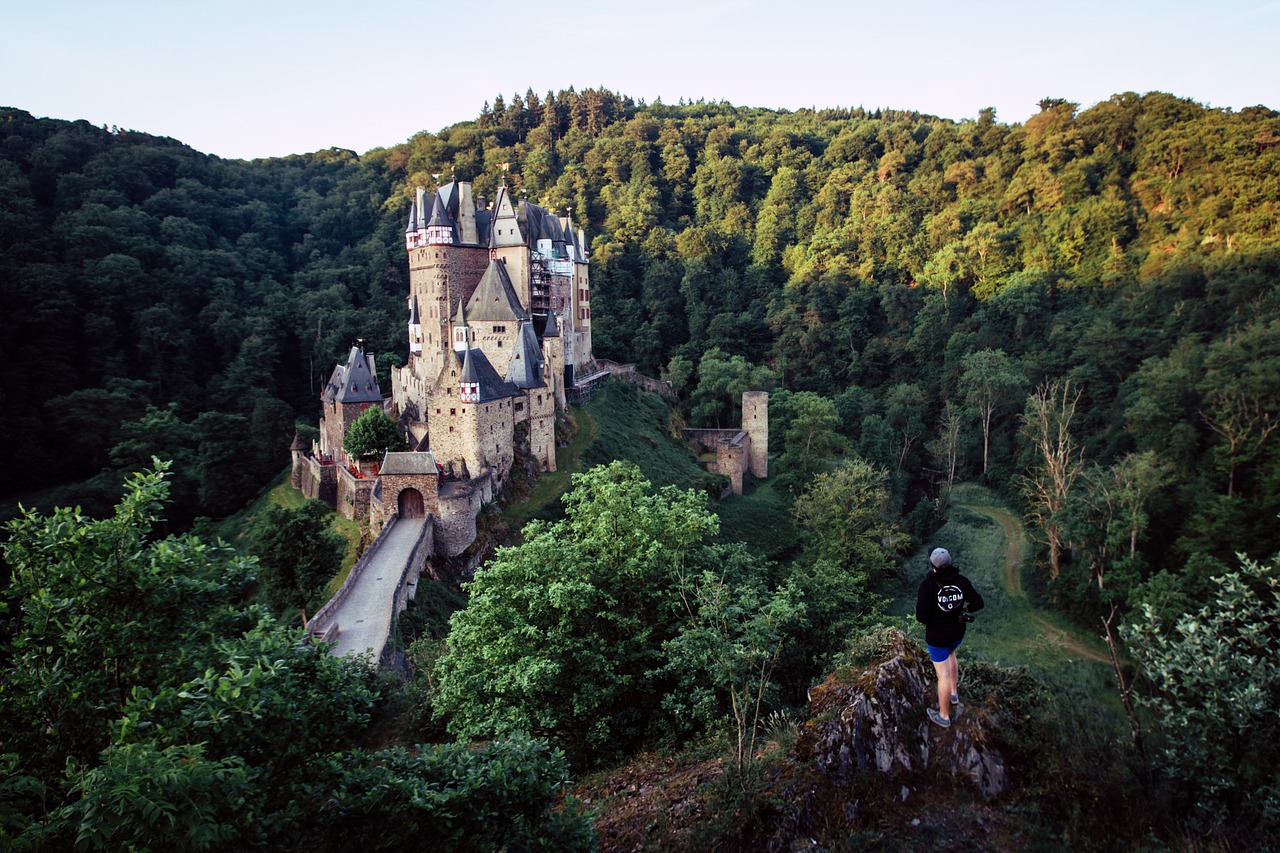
[742,391,769,479]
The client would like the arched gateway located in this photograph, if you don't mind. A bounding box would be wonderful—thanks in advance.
[397,487,425,518]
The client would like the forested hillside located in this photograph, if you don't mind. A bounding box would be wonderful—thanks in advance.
[4,88,1280,846]
[0,110,408,523]
[5,91,1278,579]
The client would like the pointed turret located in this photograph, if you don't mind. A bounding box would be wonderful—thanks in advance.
[405,189,423,250]
[426,193,454,245]
[489,186,525,249]
[452,299,472,353]
[458,346,480,403]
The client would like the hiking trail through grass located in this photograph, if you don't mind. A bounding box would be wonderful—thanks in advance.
[955,500,1110,665]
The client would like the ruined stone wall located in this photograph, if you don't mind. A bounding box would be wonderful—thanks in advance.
[716,440,748,495]
[683,428,752,496]
[598,360,675,398]
[742,391,769,478]
[296,455,338,506]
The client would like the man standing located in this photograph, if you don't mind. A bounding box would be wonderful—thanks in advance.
[915,547,984,728]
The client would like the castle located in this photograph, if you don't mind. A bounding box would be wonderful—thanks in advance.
[292,179,770,568]
[292,180,607,558]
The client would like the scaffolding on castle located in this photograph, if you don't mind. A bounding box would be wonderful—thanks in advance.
[567,362,611,404]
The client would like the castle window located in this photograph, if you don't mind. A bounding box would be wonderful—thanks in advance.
[450,408,456,416]
[449,426,454,432]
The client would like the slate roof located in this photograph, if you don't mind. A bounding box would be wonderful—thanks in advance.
[380,451,440,475]
[465,260,530,323]
[536,311,561,339]
[321,346,382,404]
[506,322,547,389]
[451,347,521,402]
[519,200,566,249]
[408,295,419,325]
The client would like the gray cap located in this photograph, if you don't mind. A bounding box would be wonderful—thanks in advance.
[930,548,952,568]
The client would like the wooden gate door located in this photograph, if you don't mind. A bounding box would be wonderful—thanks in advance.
[398,488,425,518]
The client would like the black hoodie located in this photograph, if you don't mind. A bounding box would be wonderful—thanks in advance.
[914,562,985,647]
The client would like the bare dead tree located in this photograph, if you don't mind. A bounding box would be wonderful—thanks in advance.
[1019,379,1084,580]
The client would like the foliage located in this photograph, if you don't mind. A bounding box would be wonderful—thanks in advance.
[658,563,801,776]
[787,459,905,674]
[772,390,847,493]
[1123,554,1280,830]
[251,501,345,620]
[432,461,788,764]
[0,464,594,848]
[302,738,595,852]
[342,406,405,460]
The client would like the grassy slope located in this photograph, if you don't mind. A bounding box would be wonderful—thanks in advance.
[212,469,364,599]
[503,380,724,536]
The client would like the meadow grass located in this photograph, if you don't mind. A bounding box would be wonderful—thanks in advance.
[715,476,799,562]
[883,482,1123,721]
[225,469,364,598]
[503,380,720,536]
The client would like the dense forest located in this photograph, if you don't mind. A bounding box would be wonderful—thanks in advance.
[3,88,1280,846]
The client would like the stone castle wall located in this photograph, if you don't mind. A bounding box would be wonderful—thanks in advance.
[684,428,751,495]
[435,475,492,557]
[337,467,374,522]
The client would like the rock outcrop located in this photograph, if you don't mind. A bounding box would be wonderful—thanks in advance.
[795,629,1008,797]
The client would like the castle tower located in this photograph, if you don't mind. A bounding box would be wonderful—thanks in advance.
[407,192,454,386]
[319,345,383,466]
[490,186,530,309]
[742,391,769,479]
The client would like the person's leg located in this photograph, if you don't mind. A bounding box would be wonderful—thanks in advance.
[948,650,959,703]
[931,658,953,721]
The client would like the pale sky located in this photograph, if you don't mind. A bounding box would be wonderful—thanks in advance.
[4,0,1278,160]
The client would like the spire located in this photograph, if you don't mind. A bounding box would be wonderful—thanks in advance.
[458,346,480,403]
[405,187,424,249]
[452,299,471,352]
[489,185,524,249]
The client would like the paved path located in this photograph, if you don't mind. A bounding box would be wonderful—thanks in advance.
[324,518,426,661]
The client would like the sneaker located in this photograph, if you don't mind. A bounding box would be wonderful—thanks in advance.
[950,693,959,705]
[927,708,951,728]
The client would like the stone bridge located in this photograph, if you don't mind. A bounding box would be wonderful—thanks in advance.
[307,515,433,666]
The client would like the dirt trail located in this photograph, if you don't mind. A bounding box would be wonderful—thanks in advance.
[957,502,1110,664]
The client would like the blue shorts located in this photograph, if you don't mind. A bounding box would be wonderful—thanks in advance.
[927,640,962,663]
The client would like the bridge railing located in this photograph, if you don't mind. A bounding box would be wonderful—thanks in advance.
[307,516,399,642]
[378,517,435,670]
